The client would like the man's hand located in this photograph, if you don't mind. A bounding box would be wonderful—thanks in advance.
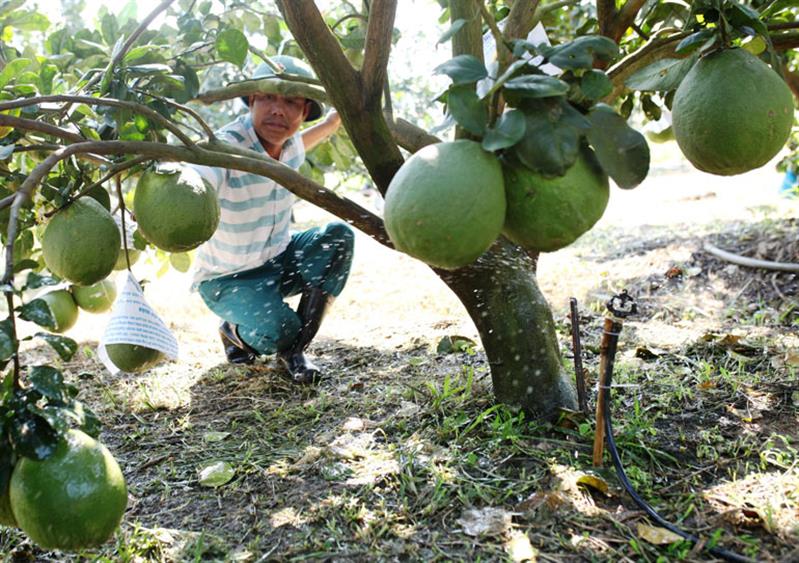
[302,109,342,152]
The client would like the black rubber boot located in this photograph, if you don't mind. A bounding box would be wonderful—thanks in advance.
[277,287,334,384]
[219,321,258,365]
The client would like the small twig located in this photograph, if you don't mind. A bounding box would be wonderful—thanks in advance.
[81,0,178,94]
[42,156,150,218]
[5,292,19,389]
[247,45,284,74]
[704,242,799,273]
[331,12,368,30]
[116,176,132,272]
[130,88,216,141]
[476,0,512,63]
[570,297,589,415]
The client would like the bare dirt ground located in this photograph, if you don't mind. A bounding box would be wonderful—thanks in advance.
[2,146,798,562]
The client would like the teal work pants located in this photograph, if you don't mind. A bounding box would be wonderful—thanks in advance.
[198,222,355,355]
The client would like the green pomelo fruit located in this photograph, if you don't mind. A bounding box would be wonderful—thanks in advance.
[71,279,117,313]
[672,48,794,176]
[113,248,141,271]
[39,289,79,333]
[9,429,127,551]
[134,167,220,252]
[384,140,506,269]
[502,149,610,252]
[86,185,111,211]
[107,343,165,373]
[42,198,121,286]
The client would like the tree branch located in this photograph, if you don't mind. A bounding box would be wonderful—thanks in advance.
[0,114,85,143]
[597,0,617,38]
[604,33,688,102]
[278,0,404,195]
[0,95,195,146]
[503,0,541,42]
[361,0,397,98]
[82,0,177,94]
[386,117,441,153]
[786,70,799,100]
[450,0,483,140]
[772,31,799,51]
[7,140,389,250]
[613,0,647,43]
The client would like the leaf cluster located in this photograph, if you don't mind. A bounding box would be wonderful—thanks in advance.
[435,35,649,189]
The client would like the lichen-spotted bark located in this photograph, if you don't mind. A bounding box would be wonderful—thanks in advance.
[441,239,578,418]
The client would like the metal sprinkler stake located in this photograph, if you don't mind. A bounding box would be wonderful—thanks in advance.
[592,290,637,467]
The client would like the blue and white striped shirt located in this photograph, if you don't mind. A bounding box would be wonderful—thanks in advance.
[191,114,305,286]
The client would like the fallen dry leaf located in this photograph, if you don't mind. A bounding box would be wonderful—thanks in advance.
[457,507,512,537]
[637,523,684,545]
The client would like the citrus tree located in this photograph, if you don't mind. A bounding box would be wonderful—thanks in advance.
[0,5,797,546]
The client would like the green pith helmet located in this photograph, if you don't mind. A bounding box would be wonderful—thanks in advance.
[240,55,323,121]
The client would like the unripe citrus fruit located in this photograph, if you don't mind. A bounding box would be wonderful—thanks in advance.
[42,198,120,286]
[384,140,506,269]
[71,279,117,313]
[9,429,127,551]
[113,248,141,271]
[502,149,609,252]
[672,48,794,176]
[39,289,79,333]
[107,343,164,373]
[133,167,220,252]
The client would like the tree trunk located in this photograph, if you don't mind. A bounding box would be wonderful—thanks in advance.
[440,239,578,418]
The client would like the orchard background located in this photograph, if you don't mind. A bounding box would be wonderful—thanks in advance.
[0,0,798,561]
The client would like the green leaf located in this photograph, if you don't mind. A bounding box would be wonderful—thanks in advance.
[23,271,59,290]
[125,63,172,76]
[36,333,78,361]
[446,84,487,135]
[216,28,249,69]
[586,104,650,190]
[18,298,55,330]
[100,12,119,46]
[9,413,61,460]
[39,63,58,95]
[725,1,768,36]
[0,319,14,362]
[13,259,39,274]
[481,110,526,151]
[28,365,65,401]
[169,252,191,273]
[503,75,569,98]
[624,53,698,92]
[675,29,717,54]
[434,55,488,85]
[73,402,101,438]
[510,99,589,176]
[641,94,662,121]
[0,58,31,89]
[437,18,466,44]
[198,460,235,487]
[542,36,619,70]
[580,69,613,100]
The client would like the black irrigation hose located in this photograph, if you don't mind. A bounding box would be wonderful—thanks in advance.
[600,327,755,563]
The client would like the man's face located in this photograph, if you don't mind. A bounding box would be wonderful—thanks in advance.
[249,93,310,153]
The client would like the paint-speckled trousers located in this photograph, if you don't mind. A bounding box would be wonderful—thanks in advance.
[198,222,355,355]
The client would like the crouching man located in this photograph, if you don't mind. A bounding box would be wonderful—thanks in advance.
[192,56,354,384]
